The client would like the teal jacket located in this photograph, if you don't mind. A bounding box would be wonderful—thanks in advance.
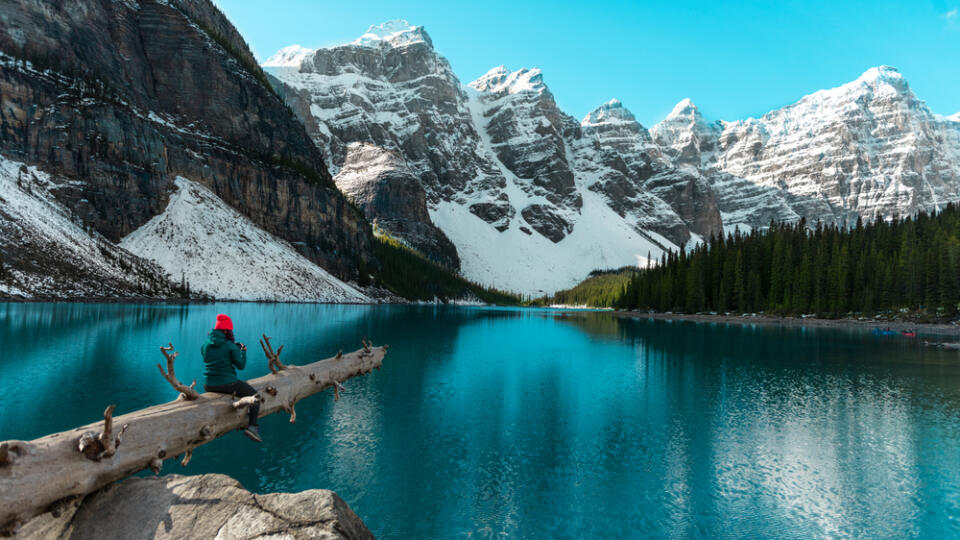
[201,330,247,386]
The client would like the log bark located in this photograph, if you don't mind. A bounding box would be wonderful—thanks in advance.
[0,345,386,534]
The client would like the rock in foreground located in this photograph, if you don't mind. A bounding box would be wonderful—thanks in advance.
[18,474,374,540]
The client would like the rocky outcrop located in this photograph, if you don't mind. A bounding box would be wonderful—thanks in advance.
[17,474,374,540]
[0,0,371,290]
[335,143,459,267]
[469,67,582,221]
[573,98,722,244]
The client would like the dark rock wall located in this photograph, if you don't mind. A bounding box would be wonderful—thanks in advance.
[0,0,371,280]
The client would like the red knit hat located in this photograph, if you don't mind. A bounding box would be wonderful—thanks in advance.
[214,314,233,331]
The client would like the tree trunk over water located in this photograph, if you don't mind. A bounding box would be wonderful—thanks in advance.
[0,345,386,534]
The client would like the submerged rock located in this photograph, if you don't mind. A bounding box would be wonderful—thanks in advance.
[18,474,374,540]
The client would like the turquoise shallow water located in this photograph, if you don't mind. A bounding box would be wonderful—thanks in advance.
[1,303,959,538]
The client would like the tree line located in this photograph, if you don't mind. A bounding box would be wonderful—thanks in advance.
[367,235,520,304]
[549,204,960,317]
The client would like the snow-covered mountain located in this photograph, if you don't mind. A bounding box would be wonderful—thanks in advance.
[653,66,960,229]
[267,24,960,295]
[267,20,718,295]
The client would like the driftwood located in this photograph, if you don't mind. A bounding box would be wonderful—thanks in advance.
[0,342,386,534]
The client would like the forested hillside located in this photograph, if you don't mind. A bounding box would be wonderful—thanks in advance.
[547,205,960,317]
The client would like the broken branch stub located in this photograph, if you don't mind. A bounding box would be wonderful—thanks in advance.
[0,441,28,467]
[232,396,258,409]
[283,400,297,424]
[158,344,200,400]
[260,335,288,374]
[77,405,129,461]
[333,381,346,401]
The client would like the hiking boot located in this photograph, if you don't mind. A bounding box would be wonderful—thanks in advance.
[243,425,262,443]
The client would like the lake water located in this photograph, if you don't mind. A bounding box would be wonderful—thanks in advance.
[1,303,959,538]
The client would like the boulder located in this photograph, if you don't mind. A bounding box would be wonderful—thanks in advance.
[17,474,374,540]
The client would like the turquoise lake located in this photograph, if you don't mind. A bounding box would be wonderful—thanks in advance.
[1,303,959,538]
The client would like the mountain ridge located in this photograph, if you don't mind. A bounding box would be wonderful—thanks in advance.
[265,21,960,287]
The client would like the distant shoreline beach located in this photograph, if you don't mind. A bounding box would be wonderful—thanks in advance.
[609,310,960,338]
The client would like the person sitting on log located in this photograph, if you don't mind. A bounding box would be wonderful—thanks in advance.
[202,314,262,442]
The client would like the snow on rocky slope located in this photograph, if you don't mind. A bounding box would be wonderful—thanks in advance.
[120,177,368,303]
[653,67,960,228]
[0,155,177,299]
[266,21,712,295]
[262,45,316,67]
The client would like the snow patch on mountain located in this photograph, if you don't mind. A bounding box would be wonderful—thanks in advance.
[120,177,368,303]
[429,193,663,295]
[353,19,428,48]
[581,99,634,126]
[469,66,546,95]
[262,45,315,67]
[0,155,173,298]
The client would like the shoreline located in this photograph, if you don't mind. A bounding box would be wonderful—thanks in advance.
[610,310,960,338]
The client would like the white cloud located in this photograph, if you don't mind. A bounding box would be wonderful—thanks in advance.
[946,8,958,21]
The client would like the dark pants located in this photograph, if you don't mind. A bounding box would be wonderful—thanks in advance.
[205,380,259,426]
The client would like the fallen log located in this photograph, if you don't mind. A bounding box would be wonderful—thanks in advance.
[0,341,386,535]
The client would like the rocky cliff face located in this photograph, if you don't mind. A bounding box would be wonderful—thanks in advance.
[0,0,371,299]
[653,67,960,231]
[573,98,722,243]
[18,474,375,540]
[266,20,496,269]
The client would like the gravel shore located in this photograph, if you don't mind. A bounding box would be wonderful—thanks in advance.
[611,310,960,338]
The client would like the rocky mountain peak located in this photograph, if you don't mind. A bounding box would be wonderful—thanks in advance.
[581,99,638,127]
[857,65,906,86]
[353,19,432,49]
[469,66,546,95]
[791,65,914,113]
[262,44,316,67]
[665,98,703,122]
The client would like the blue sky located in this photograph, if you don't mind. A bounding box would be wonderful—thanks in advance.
[215,0,960,127]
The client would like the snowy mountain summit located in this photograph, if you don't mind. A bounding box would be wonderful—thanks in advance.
[262,45,316,67]
[469,66,547,95]
[353,19,430,48]
[266,20,960,295]
[581,99,637,126]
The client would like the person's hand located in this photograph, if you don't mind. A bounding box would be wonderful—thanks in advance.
[238,343,247,351]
